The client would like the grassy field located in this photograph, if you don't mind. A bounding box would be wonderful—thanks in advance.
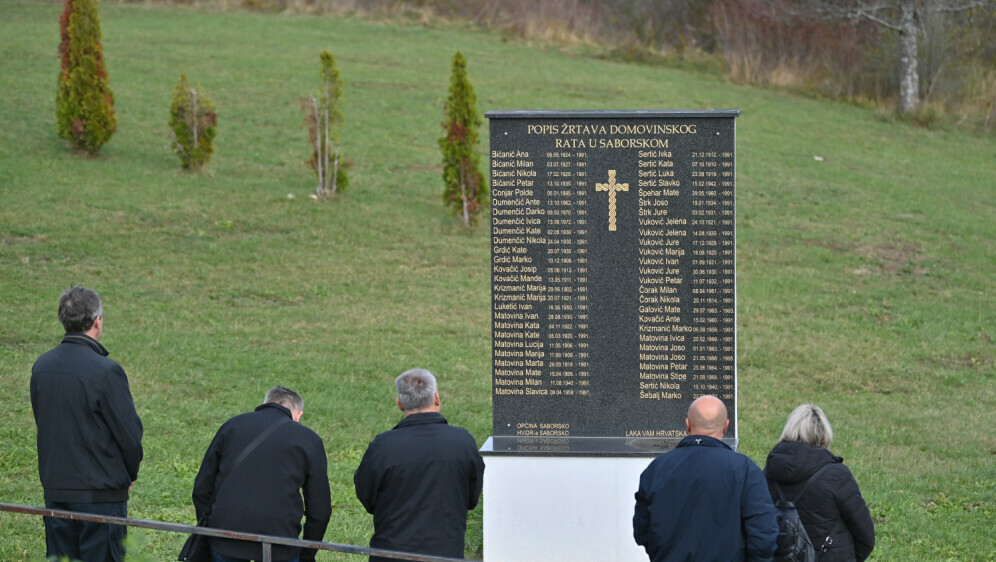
[1,1,993,560]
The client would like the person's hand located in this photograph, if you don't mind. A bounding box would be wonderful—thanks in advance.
[129,481,136,490]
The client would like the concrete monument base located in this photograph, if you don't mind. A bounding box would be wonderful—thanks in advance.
[480,438,661,562]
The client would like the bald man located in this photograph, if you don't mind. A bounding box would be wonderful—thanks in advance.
[633,396,778,561]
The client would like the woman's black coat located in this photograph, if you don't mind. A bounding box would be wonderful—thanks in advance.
[764,440,875,562]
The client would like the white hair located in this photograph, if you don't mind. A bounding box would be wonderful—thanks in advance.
[780,403,834,448]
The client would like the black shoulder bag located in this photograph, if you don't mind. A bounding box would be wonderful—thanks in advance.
[178,418,290,562]
[772,463,834,562]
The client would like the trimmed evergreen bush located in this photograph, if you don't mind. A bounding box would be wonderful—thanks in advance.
[301,50,348,198]
[168,74,218,170]
[439,51,488,227]
[56,0,116,155]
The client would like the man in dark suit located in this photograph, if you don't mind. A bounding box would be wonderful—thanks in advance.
[31,285,144,562]
[193,386,331,562]
[354,369,485,561]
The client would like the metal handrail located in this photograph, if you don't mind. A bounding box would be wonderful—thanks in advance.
[0,503,474,562]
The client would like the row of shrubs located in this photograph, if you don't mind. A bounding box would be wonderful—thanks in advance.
[57,0,489,226]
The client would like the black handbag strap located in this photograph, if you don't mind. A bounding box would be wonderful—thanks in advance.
[185,417,291,560]
[209,417,291,511]
[229,417,290,473]
[793,463,834,503]
[773,462,834,504]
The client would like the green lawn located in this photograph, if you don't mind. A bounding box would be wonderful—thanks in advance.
[1,1,993,560]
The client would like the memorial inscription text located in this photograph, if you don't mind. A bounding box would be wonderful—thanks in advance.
[489,111,738,441]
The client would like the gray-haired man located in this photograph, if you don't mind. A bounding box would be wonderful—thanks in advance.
[31,285,144,562]
[354,369,485,560]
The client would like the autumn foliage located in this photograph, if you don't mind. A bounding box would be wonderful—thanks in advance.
[56,0,116,155]
[168,74,218,170]
[439,51,488,227]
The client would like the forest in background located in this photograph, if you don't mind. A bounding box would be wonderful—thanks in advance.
[115,0,996,132]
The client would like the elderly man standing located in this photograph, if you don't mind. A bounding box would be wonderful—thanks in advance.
[634,395,778,562]
[30,285,144,562]
[354,369,485,561]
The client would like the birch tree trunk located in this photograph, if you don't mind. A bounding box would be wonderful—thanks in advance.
[897,0,920,114]
[188,86,199,148]
[460,160,470,228]
[311,95,324,196]
[324,109,331,194]
[332,150,340,196]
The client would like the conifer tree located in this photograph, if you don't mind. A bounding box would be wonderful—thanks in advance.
[301,50,348,199]
[168,74,218,170]
[439,51,488,227]
[56,0,116,155]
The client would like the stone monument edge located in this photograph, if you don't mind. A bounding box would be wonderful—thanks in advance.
[485,109,741,119]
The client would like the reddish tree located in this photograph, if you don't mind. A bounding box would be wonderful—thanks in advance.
[56,0,116,154]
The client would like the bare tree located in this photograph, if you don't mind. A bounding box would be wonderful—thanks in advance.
[770,0,991,114]
[301,50,347,199]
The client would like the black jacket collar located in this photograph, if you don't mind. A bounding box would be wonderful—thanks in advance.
[254,402,294,419]
[765,440,842,483]
[62,333,109,357]
[393,411,448,430]
[677,434,731,450]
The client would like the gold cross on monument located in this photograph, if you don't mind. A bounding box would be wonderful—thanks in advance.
[596,170,629,232]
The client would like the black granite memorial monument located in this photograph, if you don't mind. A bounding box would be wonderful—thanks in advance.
[488,110,739,454]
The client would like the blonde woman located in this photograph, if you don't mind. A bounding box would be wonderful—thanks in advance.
[764,404,875,561]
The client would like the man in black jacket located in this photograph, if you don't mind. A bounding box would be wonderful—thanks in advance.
[30,285,144,562]
[633,395,778,562]
[354,369,485,561]
[193,386,332,562]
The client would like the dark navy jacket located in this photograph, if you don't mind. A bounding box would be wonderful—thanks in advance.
[31,334,143,503]
[764,441,874,561]
[193,403,332,562]
[354,412,484,561]
[634,435,778,562]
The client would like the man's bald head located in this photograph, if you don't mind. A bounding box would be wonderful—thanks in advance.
[686,395,729,439]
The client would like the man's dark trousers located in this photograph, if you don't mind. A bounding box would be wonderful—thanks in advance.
[44,500,127,562]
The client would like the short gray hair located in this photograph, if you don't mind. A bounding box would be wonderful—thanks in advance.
[58,285,103,333]
[264,386,303,412]
[780,404,834,449]
[396,369,437,411]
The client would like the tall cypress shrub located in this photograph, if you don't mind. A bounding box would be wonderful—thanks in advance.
[56,0,116,155]
[168,74,217,170]
[301,50,348,198]
[439,51,488,227]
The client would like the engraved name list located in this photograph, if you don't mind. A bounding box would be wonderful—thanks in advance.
[488,110,739,446]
